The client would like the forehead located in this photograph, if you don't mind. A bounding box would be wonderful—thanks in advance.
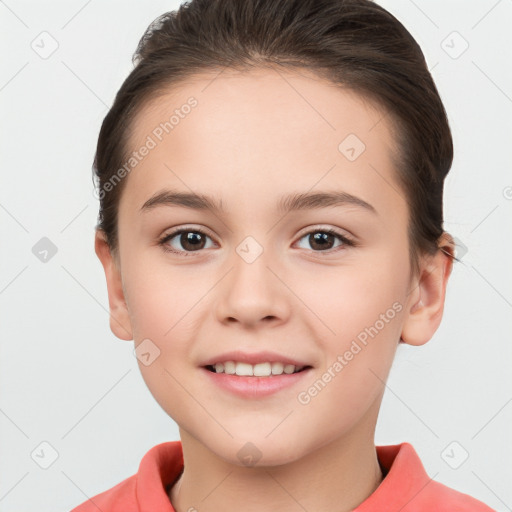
[120,67,405,221]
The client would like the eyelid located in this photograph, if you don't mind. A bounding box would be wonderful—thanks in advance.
[162,224,215,238]
[295,224,354,240]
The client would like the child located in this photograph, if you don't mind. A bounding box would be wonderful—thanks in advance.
[72,0,495,510]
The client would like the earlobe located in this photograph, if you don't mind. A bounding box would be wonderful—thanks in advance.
[94,230,133,341]
[400,233,455,346]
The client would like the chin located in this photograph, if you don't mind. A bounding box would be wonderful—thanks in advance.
[200,430,311,468]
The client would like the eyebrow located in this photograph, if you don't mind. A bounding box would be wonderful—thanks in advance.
[140,189,377,215]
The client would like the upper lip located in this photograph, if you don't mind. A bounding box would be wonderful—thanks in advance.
[200,350,312,368]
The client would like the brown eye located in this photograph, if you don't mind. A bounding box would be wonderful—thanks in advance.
[159,228,215,255]
[295,228,355,252]
[177,232,207,251]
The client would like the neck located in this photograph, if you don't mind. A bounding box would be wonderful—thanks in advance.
[169,429,384,512]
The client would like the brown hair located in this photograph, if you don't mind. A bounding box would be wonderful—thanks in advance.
[93,0,457,279]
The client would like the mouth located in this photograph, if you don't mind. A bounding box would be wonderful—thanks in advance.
[203,361,313,376]
[201,362,313,398]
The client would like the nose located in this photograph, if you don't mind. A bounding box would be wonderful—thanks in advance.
[215,245,291,328]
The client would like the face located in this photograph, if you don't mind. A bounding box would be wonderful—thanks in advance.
[98,67,436,466]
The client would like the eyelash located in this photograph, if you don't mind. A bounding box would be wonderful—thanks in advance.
[157,226,357,257]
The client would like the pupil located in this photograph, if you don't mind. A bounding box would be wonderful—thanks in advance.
[182,232,204,250]
[311,232,333,250]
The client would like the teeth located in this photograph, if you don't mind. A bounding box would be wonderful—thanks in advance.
[212,361,304,376]
[254,363,271,377]
[235,362,253,376]
[271,362,284,375]
[224,361,235,374]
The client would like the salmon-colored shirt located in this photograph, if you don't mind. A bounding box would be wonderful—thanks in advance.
[70,441,495,511]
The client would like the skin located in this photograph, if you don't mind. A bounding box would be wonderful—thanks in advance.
[95,66,453,512]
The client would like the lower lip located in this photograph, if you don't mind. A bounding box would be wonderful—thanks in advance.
[201,367,312,398]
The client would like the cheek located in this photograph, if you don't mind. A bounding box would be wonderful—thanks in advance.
[293,307,401,445]
[123,258,207,340]
[291,257,406,396]
[124,262,206,398]
[292,257,407,340]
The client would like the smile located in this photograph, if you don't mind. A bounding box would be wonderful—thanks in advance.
[205,361,310,376]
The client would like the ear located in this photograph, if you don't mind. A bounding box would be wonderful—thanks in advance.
[94,229,133,341]
[400,232,455,346]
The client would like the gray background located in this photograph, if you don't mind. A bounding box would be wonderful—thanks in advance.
[0,0,510,510]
